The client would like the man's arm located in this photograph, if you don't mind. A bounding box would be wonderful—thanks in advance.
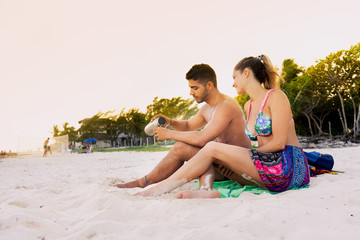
[151,110,206,132]
[154,102,234,147]
[170,107,208,131]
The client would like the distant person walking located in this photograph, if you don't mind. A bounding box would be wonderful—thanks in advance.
[43,138,51,157]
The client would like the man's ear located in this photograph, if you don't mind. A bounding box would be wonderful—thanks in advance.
[206,81,214,90]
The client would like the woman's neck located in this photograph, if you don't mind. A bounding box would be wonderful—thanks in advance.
[246,82,268,103]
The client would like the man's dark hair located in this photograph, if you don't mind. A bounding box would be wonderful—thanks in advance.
[185,64,217,88]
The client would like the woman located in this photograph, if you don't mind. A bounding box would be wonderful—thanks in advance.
[135,55,310,198]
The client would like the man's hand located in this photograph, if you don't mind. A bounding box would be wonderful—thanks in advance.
[153,127,170,141]
[151,114,172,127]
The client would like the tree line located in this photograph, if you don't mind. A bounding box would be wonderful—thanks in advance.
[236,42,360,141]
[54,43,360,145]
[52,97,198,146]
[284,43,360,140]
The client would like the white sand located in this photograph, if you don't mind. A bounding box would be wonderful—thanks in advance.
[0,147,359,240]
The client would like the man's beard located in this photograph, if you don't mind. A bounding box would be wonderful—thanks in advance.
[193,90,208,103]
[194,97,204,103]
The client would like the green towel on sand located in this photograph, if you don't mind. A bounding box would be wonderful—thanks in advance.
[196,180,270,198]
[196,180,309,198]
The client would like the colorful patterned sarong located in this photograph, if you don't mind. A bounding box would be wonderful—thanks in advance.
[249,145,310,192]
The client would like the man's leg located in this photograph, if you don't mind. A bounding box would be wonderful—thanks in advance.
[198,165,215,190]
[135,142,264,197]
[116,142,201,188]
[198,164,227,190]
[175,164,227,199]
[213,163,258,186]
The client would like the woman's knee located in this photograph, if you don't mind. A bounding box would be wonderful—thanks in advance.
[202,141,218,155]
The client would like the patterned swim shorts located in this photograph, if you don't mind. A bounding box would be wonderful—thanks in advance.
[249,145,310,192]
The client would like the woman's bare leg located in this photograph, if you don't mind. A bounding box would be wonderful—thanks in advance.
[134,142,264,197]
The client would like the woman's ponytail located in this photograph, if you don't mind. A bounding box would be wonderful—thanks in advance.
[235,54,280,89]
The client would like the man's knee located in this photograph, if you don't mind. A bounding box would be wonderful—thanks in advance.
[171,141,200,159]
[172,141,194,152]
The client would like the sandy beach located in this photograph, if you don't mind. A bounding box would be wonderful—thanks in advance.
[0,147,359,240]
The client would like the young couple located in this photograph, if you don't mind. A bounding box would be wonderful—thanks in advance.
[117,55,310,199]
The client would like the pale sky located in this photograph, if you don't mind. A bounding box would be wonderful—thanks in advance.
[1,0,359,151]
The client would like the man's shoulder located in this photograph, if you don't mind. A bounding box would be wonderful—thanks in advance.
[213,97,243,118]
[219,94,242,110]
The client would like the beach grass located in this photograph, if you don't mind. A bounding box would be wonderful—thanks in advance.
[93,145,172,152]
[0,152,18,158]
[92,143,258,153]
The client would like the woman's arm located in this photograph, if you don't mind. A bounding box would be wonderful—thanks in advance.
[256,91,292,153]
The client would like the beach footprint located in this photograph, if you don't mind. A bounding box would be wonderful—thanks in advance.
[107,178,125,187]
[8,200,28,208]
[15,185,32,190]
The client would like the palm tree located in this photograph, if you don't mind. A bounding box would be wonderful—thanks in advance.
[125,108,146,145]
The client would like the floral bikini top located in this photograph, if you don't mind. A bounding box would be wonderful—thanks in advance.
[245,89,276,141]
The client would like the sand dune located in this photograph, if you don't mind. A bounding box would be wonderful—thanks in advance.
[0,147,359,240]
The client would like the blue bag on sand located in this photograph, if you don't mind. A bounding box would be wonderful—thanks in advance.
[304,151,334,170]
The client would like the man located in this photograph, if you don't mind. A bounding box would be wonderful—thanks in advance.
[43,138,50,157]
[117,64,251,190]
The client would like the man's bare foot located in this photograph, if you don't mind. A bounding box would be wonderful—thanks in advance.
[116,178,147,188]
[175,190,221,199]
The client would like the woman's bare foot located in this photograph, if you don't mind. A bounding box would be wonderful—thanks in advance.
[133,187,156,197]
[175,190,221,199]
[116,178,147,188]
[133,179,188,197]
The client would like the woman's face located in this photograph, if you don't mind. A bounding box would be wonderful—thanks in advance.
[232,69,246,95]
